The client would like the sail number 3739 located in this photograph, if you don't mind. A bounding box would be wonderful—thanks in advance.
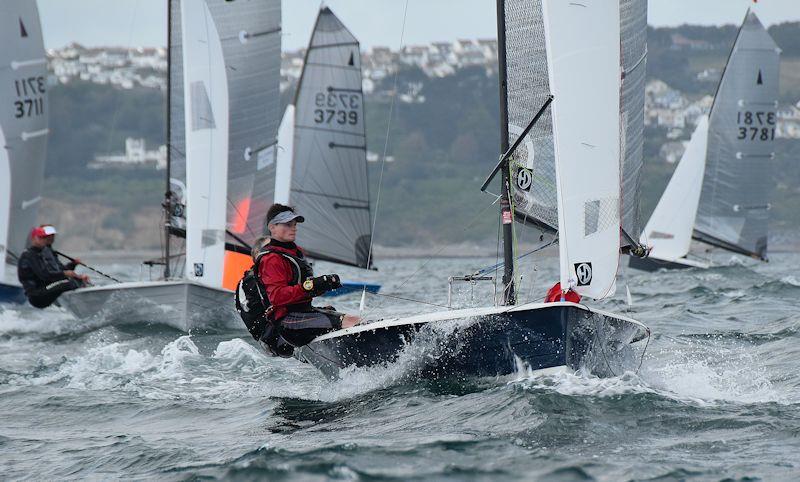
[13,76,46,118]
[737,110,775,141]
[313,92,359,125]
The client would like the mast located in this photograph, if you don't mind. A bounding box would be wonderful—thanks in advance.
[496,0,515,305]
[163,0,172,279]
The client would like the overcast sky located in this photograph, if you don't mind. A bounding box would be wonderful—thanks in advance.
[38,0,800,51]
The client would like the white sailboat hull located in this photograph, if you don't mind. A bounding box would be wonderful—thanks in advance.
[59,281,237,331]
[295,301,649,379]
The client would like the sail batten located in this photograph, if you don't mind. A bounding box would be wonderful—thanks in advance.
[287,7,372,269]
[693,9,779,260]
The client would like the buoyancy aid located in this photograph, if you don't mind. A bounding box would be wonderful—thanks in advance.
[235,247,314,341]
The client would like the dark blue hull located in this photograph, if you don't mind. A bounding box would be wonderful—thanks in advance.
[320,281,381,298]
[295,304,647,379]
[0,282,26,304]
[628,255,695,272]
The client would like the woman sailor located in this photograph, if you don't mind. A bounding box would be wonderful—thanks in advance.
[254,204,359,355]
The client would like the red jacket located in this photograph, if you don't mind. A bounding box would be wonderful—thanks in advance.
[258,243,312,321]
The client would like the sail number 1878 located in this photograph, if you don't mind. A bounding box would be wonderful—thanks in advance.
[737,110,775,141]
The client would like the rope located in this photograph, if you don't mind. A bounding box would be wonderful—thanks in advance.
[364,0,410,271]
[360,196,500,319]
[368,292,450,309]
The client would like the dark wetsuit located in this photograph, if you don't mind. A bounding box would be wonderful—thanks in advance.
[17,246,82,308]
[257,240,343,352]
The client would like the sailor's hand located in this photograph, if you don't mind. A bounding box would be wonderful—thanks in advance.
[64,270,77,278]
[302,274,341,296]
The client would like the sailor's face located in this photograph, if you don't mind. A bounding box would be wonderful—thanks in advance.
[270,221,297,242]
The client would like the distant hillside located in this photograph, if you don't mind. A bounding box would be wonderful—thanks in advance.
[42,22,800,250]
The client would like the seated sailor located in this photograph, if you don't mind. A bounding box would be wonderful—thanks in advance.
[237,204,359,356]
[17,225,89,308]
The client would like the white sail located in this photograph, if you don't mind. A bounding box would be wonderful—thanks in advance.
[543,0,621,299]
[274,105,295,205]
[181,0,229,287]
[641,116,709,262]
[0,0,48,285]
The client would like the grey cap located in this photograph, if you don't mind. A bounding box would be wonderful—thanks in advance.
[268,211,305,225]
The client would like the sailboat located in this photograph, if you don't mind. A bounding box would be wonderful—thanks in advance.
[631,9,780,271]
[0,1,49,304]
[59,0,282,330]
[275,7,379,297]
[294,0,650,379]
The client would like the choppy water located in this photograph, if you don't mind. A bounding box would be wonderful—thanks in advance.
[1,253,799,480]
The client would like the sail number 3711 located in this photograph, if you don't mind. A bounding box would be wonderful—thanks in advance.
[737,110,775,141]
[313,92,360,125]
[13,76,46,118]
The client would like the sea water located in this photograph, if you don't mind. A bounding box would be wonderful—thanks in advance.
[1,254,799,480]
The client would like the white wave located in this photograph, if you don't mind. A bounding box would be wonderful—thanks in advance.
[641,345,786,406]
[0,304,82,335]
[780,276,800,287]
[319,317,476,401]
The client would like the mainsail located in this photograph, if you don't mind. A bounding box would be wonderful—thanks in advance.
[288,7,372,268]
[693,10,780,260]
[0,0,48,283]
[503,0,558,235]
[619,0,648,242]
[543,0,622,299]
[167,0,281,285]
[504,0,646,244]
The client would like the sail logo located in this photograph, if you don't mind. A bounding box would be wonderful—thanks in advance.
[516,168,533,191]
[194,263,204,277]
[574,262,592,286]
[19,18,28,38]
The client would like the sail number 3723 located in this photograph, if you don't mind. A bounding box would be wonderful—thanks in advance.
[737,110,775,141]
[313,92,359,125]
[13,76,46,118]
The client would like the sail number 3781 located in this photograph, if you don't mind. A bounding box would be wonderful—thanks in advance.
[13,76,46,118]
[313,92,359,125]
[737,110,775,141]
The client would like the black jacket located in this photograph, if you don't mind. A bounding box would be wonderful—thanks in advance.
[17,246,76,295]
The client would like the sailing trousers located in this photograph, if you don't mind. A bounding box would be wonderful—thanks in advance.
[27,278,82,308]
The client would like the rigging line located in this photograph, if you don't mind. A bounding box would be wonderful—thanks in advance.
[360,196,500,319]
[100,0,142,175]
[367,292,450,309]
[365,0,410,272]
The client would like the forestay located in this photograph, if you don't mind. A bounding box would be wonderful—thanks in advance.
[290,7,372,268]
[543,0,621,299]
[640,116,709,261]
[0,0,48,283]
[694,10,779,260]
